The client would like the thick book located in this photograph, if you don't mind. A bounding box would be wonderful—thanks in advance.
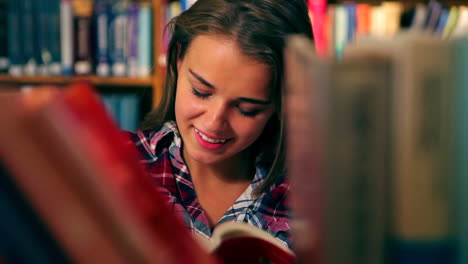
[285,34,392,264]
[390,34,456,264]
[0,83,295,264]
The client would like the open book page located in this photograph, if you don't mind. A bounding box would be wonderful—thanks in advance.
[194,221,294,264]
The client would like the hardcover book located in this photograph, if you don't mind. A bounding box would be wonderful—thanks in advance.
[0,83,294,264]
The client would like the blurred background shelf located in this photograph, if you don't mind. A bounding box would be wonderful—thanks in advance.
[0,74,155,87]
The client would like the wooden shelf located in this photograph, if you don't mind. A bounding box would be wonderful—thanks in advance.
[0,74,154,87]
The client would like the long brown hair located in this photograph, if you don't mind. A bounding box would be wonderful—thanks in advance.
[141,0,313,194]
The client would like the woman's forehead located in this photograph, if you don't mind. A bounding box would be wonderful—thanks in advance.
[183,35,273,97]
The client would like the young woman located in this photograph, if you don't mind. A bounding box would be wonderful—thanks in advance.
[126,0,313,248]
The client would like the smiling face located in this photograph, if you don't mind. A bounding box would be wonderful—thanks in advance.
[175,34,274,167]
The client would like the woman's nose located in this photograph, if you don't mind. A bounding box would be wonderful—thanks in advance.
[204,100,229,131]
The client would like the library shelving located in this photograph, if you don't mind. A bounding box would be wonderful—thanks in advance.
[0,0,165,110]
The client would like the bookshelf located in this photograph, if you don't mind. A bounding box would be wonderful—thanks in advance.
[0,0,165,110]
[0,75,153,87]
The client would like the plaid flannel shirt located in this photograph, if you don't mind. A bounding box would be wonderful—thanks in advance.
[124,121,291,247]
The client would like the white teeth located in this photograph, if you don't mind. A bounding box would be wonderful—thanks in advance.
[195,128,228,144]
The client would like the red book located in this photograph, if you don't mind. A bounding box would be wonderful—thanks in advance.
[0,83,295,264]
[308,0,328,57]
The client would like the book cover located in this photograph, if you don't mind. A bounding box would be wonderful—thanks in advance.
[285,35,327,264]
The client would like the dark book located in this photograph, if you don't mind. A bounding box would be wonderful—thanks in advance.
[0,0,8,73]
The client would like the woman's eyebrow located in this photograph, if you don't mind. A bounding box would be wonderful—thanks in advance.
[238,97,271,105]
[189,68,271,105]
[189,69,216,89]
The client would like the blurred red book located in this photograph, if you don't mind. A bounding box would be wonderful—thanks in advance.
[0,82,294,264]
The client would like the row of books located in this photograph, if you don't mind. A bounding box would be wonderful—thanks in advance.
[0,0,153,78]
[100,93,142,132]
[286,33,467,264]
[157,0,195,68]
[0,83,294,264]
[308,0,468,57]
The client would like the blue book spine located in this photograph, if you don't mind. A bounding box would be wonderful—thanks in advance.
[109,0,128,77]
[127,2,139,77]
[118,94,140,131]
[344,2,356,43]
[7,0,23,76]
[180,0,188,11]
[423,0,442,31]
[37,0,50,75]
[455,38,468,264]
[137,3,152,77]
[101,94,120,126]
[0,0,9,73]
[47,0,62,75]
[94,0,110,77]
[435,8,449,35]
[60,0,74,75]
[21,0,37,75]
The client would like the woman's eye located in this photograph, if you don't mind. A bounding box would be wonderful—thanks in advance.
[191,88,210,99]
[239,107,260,117]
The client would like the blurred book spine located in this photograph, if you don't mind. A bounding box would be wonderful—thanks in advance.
[137,2,152,77]
[60,0,74,75]
[0,0,9,73]
[72,0,93,75]
[109,0,129,77]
